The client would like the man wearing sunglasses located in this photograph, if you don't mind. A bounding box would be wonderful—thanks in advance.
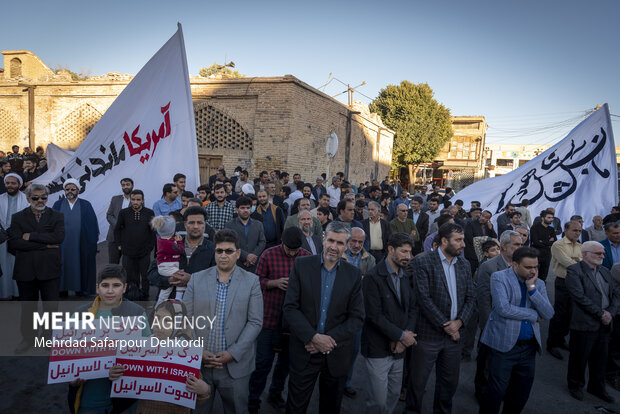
[8,183,65,354]
[183,229,263,414]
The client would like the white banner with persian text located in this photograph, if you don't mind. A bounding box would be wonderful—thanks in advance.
[453,104,617,227]
[34,24,199,242]
[111,342,203,409]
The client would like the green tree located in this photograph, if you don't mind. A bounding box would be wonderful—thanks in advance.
[369,81,452,169]
[198,62,244,79]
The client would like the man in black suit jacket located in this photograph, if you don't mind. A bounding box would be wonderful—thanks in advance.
[565,241,620,402]
[406,222,475,414]
[9,184,65,353]
[362,201,391,262]
[408,196,429,254]
[105,178,133,264]
[361,233,417,414]
[283,221,365,414]
[464,210,497,274]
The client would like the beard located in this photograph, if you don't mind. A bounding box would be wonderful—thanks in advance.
[122,187,132,195]
[445,243,462,257]
[66,193,76,200]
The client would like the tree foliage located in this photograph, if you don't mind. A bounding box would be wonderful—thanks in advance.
[370,81,452,168]
[54,66,89,81]
[198,62,245,79]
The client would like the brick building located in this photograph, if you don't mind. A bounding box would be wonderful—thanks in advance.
[0,50,394,185]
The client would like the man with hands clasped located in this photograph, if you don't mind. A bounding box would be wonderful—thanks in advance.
[283,221,365,414]
[183,229,263,414]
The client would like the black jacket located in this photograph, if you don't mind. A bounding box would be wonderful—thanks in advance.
[148,236,216,290]
[283,255,365,377]
[530,222,557,251]
[361,260,417,359]
[566,261,620,331]
[362,218,391,254]
[408,211,429,254]
[8,207,65,281]
[114,207,156,258]
[464,219,497,267]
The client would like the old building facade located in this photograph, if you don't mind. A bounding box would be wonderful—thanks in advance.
[0,50,393,185]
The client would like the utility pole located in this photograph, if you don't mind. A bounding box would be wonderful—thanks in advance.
[20,84,36,149]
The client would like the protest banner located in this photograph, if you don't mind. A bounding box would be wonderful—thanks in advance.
[33,23,199,242]
[453,104,617,226]
[111,341,203,409]
[47,325,143,384]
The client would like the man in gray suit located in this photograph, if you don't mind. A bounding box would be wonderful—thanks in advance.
[184,228,263,414]
[225,196,266,272]
[299,210,323,255]
[565,241,619,402]
[105,178,133,264]
[480,247,554,414]
[474,230,523,401]
[407,222,475,414]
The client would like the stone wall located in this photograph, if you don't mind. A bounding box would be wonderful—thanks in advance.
[0,50,393,186]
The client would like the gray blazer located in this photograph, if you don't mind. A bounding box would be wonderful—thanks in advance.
[106,194,126,242]
[183,265,263,379]
[476,254,510,331]
[481,267,554,353]
[566,261,620,331]
[224,217,266,271]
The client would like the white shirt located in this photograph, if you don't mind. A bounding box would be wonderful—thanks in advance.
[68,199,77,210]
[121,195,130,209]
[438,248,458,320]
[327,185,341,208]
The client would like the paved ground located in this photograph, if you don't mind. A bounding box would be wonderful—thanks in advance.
[2,245,620,413]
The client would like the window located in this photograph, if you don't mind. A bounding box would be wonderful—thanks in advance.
[10,58,22,78]
[496,159,514,167]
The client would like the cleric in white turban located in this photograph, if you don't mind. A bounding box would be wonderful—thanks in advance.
[52,178,99,295]
[0,172,28,298]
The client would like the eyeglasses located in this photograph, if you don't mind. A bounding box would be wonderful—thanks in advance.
[215,248,237,255]
[30,195,48,201]
[584,251,605,256]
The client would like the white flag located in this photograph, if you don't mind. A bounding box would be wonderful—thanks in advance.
[453,104,617,227]
[36,24,199,242]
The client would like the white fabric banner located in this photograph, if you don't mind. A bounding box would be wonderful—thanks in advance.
[453,104,617,227]
[34,24,199,242]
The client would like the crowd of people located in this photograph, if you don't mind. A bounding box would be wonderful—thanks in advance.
[3,163,620,414]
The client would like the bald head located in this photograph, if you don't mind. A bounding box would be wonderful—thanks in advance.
[348,227,366,255]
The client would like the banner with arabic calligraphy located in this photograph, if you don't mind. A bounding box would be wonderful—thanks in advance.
[453,104,617,227]
[111,342,203,409]
[34,23,199,243]
[47,326,141,384]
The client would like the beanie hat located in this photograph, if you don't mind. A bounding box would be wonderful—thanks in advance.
[150,216,176,238]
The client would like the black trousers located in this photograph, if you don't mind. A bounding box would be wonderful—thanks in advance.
[122,254,150,299]
[475,343,491,397]
[568,327,610,392]
[547,277,571,348]
[537,249,551,281]
[608,314,620,377]
[480,340,537,414]
[407,337,462,414]
[286,353,346,414]
[463,309,479,357]
[108,241,122,264]
[17,278,60,342]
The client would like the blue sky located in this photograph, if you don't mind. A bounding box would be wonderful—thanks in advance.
[2,0,619,144]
